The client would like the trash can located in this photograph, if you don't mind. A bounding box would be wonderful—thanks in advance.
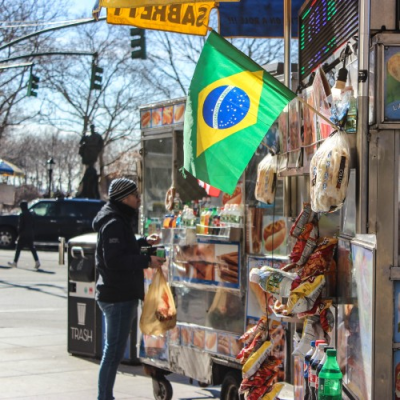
[65,232,140,364]
[67,233,102,358]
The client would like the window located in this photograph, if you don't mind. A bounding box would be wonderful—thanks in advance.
[31,202,57,217]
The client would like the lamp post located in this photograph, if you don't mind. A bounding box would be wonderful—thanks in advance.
[46,157,55,198]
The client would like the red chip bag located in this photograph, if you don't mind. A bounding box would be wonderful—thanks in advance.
[298,237,338,281]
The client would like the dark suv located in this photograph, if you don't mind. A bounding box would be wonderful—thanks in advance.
[0,198,105,249]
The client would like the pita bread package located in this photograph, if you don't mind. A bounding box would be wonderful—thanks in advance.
[310,130,350,213]
[255,153,278,204]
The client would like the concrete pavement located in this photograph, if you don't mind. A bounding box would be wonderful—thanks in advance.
[0,249,222,400]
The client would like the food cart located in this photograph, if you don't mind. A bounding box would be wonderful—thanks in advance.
[137,96,295,400]
[137,0,400,397]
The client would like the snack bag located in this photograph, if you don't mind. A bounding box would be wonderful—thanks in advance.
[251,266,297,297]
[140,268,176,336]
[298,237,338,281]
[242,340,273,378]
[255,153,278,204]
[290,202,316,238]
[261,382,285,399]
[310,130,350,212]
[292,315,327,358]
[287,275,325,314]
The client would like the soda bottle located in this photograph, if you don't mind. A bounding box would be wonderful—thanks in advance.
[310,343,328,400]
[318,349,343,400]
[304,341,316,400]
[316,347,334,396]
[309,340,327,399]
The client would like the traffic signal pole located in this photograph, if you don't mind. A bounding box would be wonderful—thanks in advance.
[0,17,106,52]
[0,51,96,64]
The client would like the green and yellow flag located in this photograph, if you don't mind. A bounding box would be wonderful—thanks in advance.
[183,31,296,194]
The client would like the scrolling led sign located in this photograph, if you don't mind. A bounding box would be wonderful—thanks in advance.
[299,0,358,79]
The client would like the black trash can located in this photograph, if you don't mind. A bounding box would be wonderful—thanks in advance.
[66,232,140,364]
[67,233,102,358]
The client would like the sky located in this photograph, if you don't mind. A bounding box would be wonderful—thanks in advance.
[69,0,98,18]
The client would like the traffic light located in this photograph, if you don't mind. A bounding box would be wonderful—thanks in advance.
[130,28,146,60]
[27,72,39,97]
[90,62,103,91]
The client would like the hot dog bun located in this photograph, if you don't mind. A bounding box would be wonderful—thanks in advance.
[263,220,286,251]
[205,332,217,350]
[193,330,205,348]
[152,111,161,126]
[141,111,151,127]
[174,104,185,122]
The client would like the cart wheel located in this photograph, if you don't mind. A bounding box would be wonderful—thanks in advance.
[220,371,244,400]
[152,377,173,400]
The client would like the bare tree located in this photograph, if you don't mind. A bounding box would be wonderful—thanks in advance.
[0,0,68,139]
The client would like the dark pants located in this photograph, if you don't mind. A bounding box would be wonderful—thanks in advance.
[14,241,39,262]
[97,300,138,400]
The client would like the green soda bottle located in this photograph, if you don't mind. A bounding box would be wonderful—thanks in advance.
[318,349,342,400]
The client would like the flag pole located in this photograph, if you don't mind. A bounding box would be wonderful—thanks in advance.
[296,96,339,132]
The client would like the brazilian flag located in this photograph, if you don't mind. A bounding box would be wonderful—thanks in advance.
[183,30,296,194]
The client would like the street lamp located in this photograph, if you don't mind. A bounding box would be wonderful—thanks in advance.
[46,157,55,198]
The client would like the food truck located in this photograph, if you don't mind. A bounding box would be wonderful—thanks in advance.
[137,0,400,398]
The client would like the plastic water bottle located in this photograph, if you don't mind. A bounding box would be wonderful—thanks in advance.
[318,349,343,399]
[304,341,316,400]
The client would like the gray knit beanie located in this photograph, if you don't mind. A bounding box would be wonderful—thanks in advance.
[108,178,138,201]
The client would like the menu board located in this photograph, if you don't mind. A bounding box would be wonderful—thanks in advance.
[171,242,240,289]
[140,102,186,129]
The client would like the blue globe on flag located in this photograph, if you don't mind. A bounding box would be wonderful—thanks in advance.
[202,86,250,129]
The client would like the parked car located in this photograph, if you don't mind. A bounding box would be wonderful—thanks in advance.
[0,198,105,249]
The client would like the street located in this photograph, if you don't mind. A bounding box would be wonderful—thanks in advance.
[0,248,221,400]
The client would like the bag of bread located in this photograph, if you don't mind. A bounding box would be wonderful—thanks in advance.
[310,130,350,212]
[255,153,277,204]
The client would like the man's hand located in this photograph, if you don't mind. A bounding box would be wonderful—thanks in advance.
[146,233,161,246]
[149,255,165,269]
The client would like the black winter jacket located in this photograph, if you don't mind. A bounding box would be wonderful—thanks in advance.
[17,210,35,247]
[92,201,151,302]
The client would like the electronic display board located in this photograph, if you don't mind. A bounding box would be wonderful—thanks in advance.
[299,0,358,79]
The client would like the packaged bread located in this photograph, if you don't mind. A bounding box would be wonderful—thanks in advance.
[255,153,277,204]
[310,130,350,213]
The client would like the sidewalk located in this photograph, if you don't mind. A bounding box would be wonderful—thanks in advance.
[0,249,221,400]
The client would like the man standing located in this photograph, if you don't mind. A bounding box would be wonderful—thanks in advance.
[92,178,164,400]
[8,201,40,270]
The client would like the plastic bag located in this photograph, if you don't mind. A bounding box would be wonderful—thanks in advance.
[255,154,277,204]
[140,267,176,336]
[310,130,350,212]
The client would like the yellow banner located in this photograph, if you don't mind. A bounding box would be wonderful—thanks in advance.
[101,0,237,7]
[107,3,215,36]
